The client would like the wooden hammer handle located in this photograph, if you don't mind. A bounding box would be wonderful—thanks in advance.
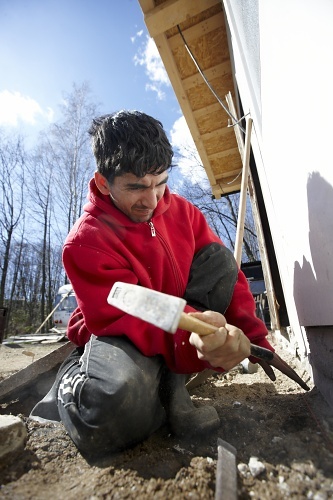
[178,312,274,361]
[178,312,218,335]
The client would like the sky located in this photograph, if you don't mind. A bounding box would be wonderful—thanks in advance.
[0,0,199,173]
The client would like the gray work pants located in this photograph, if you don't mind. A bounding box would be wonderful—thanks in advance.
[31,243,238,456]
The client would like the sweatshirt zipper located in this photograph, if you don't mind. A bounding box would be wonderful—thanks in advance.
[149,223,183,295]
[148,221,156,237]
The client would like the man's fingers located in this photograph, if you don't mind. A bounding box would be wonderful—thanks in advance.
[189,327,228,352]
[188,310,227,328]
[190,325,251,371]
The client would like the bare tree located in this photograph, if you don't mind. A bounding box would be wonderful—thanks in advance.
[14,241,42,328]
[26,145,55,327]
[47,82,99,235]
[0,83,99,334]
[170,147,260,262]
[0,132,26,309]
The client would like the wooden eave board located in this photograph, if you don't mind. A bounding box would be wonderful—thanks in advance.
[138,0,242,196]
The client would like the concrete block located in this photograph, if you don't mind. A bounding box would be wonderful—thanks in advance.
[306,326,333,410]
[0,415,27,468]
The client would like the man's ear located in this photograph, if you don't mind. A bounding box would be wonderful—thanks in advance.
[94,172,111,195]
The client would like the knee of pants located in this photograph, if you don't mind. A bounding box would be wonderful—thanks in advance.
[58,358,165,456]
[77,337,164,427]
[60,387,161,456]
[80,367,158,423]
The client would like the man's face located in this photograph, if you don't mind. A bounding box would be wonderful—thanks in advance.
[109,172,168,222]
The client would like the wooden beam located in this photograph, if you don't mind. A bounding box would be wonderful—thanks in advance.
[143,0,221,38]
[168,11,225,50]
[193,101,223,119]
[215,167,242,180]
[137,0,240,197]
[208,148,240,162]
[212,181,241,198]
[182,61,231,91]
[212,184,222,198]
[201,127,235,141]
[216,175,242,191]
[0,342,74,401]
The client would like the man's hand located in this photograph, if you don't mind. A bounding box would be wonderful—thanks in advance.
[188,311,251,372]
[187,311,310,391]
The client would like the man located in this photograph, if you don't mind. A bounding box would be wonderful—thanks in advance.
[31,110,308,457]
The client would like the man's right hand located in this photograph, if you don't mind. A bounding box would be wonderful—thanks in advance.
[188,311,251,372]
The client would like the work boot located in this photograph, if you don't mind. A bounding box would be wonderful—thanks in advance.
[30,346,81,423]
[30,373,61,423]
[160,371,220,437]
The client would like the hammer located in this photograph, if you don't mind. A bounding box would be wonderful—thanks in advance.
[108,282,274,361]
[107,282,310,391]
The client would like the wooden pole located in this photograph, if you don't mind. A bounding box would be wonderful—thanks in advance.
[226,93,280,330]
[233,116,253,266]
[34,289,71,335]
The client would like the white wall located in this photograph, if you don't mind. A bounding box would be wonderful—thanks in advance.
[224,0,333,358]
[259,0,333,328]
[224,0,333,405]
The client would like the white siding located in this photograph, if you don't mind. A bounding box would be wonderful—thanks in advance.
[224,0,333,331]
[259,0,333,326]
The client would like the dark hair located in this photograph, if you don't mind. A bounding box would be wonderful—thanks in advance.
[88,110,173,183]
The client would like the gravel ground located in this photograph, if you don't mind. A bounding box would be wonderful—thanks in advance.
[0,333,333,499]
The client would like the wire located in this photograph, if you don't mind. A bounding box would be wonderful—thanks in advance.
[177,25,246,134]
[220,169,243,186]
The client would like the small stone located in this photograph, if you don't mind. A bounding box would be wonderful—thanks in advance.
[278,482,290,494]
[313,494,328,500]
[0,415,27,467]
[237,463,249,477]
[248,456,266,477]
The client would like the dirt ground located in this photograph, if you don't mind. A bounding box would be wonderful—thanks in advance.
[0,333,333,499]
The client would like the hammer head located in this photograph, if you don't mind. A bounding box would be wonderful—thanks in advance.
[107,282,186,333]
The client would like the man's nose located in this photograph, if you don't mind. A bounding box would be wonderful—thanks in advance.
[142,189,160,209]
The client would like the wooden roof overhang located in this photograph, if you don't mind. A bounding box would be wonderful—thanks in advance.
[138,0,243,198]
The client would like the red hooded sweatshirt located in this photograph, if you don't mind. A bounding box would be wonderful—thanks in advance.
[63,178,273,373]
